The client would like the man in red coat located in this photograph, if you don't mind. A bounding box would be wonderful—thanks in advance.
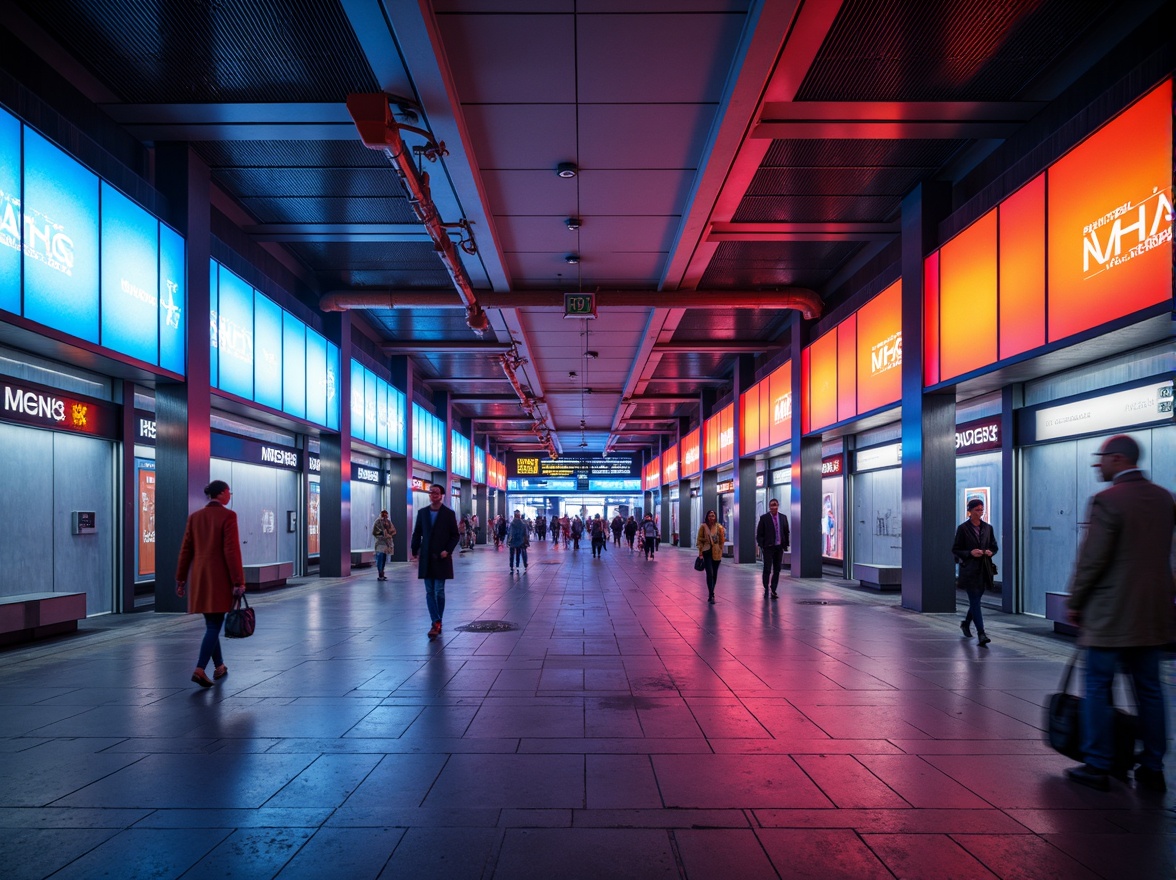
[176,480,245,687]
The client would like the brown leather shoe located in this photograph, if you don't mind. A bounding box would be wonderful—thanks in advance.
[427,621,441,640]
[213,664,228,680]
[191,669,213,688]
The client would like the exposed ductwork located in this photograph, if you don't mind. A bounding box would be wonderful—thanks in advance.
[320,287,823,319]
[345,93,490,334]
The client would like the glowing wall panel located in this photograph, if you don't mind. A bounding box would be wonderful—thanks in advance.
[939,209,998,381]
[923,251,939,386]
[856,281,902,413]
[836,316,856,422]
[807,330,838,432]
[998,174,1046,359]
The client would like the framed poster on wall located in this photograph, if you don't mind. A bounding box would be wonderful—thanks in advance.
[964,486,991,522]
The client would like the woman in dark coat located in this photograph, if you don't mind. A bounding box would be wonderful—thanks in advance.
[175,480,245,687]
[953,498,998,646]
[411,485,461,640]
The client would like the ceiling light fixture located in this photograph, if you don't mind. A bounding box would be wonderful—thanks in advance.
[556,162,578,178]
[564,254,580,264]
[565,217,581,231]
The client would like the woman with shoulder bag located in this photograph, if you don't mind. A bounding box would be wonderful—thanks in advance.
[953,498,998,646]
[696,509,726,604]
[372,510,396,580]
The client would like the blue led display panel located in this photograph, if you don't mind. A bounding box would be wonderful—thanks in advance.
[451,430,471,478]
[305,330,327,426]
[364,368,377,441]
[209,261,218,386]
[100,184,158,365]
[377,382,389,449]
[474,446,486,484]
[253,290,282,410]
[215,266,254,400]
[158,223,185,375]
[282,313,305,419]
[326,342,340,430]
[23,129,99,342]
[0,108,19,315]
[389,386,406,454]
[350,360,365,436]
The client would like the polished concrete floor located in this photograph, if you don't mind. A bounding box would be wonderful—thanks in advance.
[1,539,1172,879]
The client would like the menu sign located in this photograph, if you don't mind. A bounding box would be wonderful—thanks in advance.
[0,378,117,438]
[955,416,1002,455]
[509,454,636,479]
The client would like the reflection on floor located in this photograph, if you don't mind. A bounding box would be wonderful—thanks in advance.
[1,540,1172,879]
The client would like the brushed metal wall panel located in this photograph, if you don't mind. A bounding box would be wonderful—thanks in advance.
[351,482,382,553]
[852,467,901,567]
[52,432,114,614]
[0,424,54,598]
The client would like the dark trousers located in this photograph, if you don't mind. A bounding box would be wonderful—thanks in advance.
[1082,646,1166,772]
[703,555,721,594]
[761,545,784,592]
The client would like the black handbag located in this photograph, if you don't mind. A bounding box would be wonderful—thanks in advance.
[693,556,706,572]
[224,594,255,639]
[1045,649,1136,772]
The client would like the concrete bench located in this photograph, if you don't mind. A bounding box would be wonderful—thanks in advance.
[1045,591,1078,636]
[243,562,294,591]
[0,592,87,646]
[854,563,902,591]
[350,550,375,568]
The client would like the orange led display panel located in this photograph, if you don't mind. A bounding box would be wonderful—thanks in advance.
[680,427,701,478]
[703,413,720,470]
[1048,79,1172,342]
[999,174,1046,359]
[837,316,857,422]
[758,376,771,451]
[856,281,902,413]
[939,208,998,381]
[768,362,791,448]
[806,330,838,432]
[718,403,734,466]
[662,443,678,483]
[923,251,940,386]
[741,386,759,455]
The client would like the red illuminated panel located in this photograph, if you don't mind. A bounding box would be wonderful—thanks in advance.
[999,174,1046,359]
[806,330,838,432]
[939,208,998,381]
[646,456,660,490]
[718,403,734,465]
[923,251,940,386]
[680,427,701,478]
[837,317,856,422]
[856,281,902,413]
[758,374,771,450]
[1048,79,1172,342]
[741,386,759,455]
[662,443,678,483]
[801,346,811,434]
[703,413,719,470]
[768,362,791,447]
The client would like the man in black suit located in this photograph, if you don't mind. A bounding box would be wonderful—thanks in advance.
[756,498,789,598]
[411,484,461,640]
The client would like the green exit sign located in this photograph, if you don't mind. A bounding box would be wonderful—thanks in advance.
[564,292,597,319]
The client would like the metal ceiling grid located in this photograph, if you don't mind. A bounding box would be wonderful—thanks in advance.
[235,196,421,226]
[746,166,932,199]
[16,0,379,103]
[672,308,789,338]
[214,168,410,201]
[698,240,862,290]
[796,0,1117,101]
[192,140,392,169]
[370,309,484,341]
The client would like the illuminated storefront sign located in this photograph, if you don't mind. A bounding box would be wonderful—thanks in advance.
[716,479,734,494]
[821,454,844,477]
[508,454,636,479]
[451,430,471,479]
[955,416,1002,455]
[644,456,661,490]
[927,78,1172,386]
[350,360,407,455]
[661,443,678,484]
[410,477,431,492]
[703,404,734,470]
[411,403,445,470]
[1030,379,1173,442]
[854,443,901,473]
[351,463,384,484]
[0,378,117,438]
[474,445,486,484]
[507,477,577,491]
[680,428,701,478]
[589,478,641,491]
[210,433,301,471]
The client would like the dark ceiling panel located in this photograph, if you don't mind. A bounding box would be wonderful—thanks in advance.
[16,0,379,102]
[672,308,789,338]
[370,308,488,342]
[699,239,861,290]
[239,197,420,225]
[732,195,898,223]
[746,166,930,198]
[761,138,965,168]
[284,240,447,271]
[216,168,409,200]
[193,140,387,169]
[797,0,1116,101]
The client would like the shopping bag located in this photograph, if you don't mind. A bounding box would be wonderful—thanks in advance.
[224,594,256,639]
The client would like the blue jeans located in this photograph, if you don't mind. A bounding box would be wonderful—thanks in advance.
[424,578,446,624]
[1082,646,1166,772]
[963,585,985,634]
[197,613,225,669]
[375,551,387,575]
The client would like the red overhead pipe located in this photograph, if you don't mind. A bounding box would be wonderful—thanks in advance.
[345,93,489,334]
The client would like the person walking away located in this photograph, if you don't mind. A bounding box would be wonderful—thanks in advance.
[641,514,658,560]
[756,498,789,599]
[411,484,461,640]
[624,516,638,551]
[1064,434,1175,793]
[372,510,396,579]
[953,498,997,645]
[536,514,547,542]
[494,515,508,550]
[696,509,726,603]
[611,514,624,546]
[571,516,584,551]
[175,480,245,687]
[507,509,529,573]
[590,514,606,558]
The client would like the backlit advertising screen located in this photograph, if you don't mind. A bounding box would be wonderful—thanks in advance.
[806,329,838,432]
[0,108,19,314]
[741,385,759,455]
[855,281,902,414]
[376,381,389,449]
[365,368,377,441]
[282,314,306,418]
[325,343,339,430]
[158,223,185,375]
[768,362,791,448]
[23,128,99,343]
[998,175,1045,360]
[209,260,218,386]
[252,291,282,410]
[939,210,997,381]
[662,443,678,483]
[216,266,253,400]
[100,183,158,365]
[389,385,405,454]
[836,317,856,423]
[350,360,365,433]
[305,329,327,426]
[680,427,701,478]
[1047,79,1172,342]
[474,445,486,483]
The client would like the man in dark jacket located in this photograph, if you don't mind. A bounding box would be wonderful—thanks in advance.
[411,484,461,640]
[755,498,790,599]
[1065,435,1175,792]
